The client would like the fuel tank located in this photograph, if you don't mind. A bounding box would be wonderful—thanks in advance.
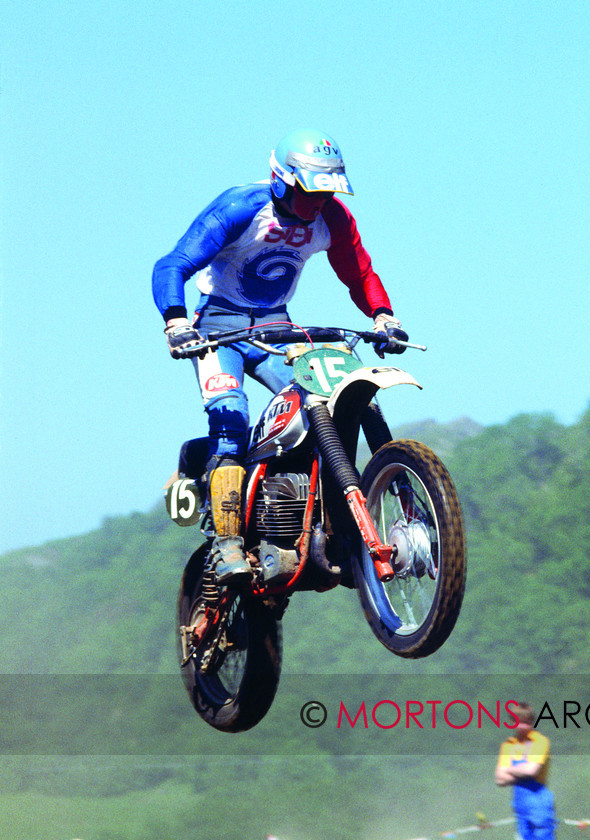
[246,385,309,463]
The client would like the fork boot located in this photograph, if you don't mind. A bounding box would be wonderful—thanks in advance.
[209,462,252,587]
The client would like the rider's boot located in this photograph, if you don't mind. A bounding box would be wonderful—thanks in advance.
[209,460,252,587]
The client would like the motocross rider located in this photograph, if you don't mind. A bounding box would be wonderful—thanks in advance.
[152,129,407,587]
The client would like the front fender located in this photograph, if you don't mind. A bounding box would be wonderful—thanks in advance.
[326,365,422,416]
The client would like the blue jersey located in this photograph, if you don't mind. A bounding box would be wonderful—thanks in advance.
[152,182,391,321]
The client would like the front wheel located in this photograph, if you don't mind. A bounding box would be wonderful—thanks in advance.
[177,542,282,732]
[353,440,466,658]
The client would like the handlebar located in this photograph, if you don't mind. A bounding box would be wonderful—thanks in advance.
[174,323,427,359]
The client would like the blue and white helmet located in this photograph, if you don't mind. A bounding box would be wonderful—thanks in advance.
[270,129,354,199]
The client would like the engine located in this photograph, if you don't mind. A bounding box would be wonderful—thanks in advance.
[254,472,313,584]
[255,472,312,539]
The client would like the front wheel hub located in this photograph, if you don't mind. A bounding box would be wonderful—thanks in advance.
[388,520,433,578]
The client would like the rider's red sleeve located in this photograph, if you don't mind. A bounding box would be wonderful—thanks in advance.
[322,197,392,317]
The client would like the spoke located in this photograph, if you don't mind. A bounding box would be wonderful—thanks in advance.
[367,462,441,636]
[413,492,432,525]
[394,579,418,628]
[379,493,388,542]
[220,649,247,693]
[391,481,408,525]
[416,578,432,615]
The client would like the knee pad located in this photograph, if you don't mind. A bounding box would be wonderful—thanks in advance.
[205,389,249,463]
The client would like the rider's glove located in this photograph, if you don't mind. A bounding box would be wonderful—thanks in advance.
[165,318,206,359]
[373,313,409,358]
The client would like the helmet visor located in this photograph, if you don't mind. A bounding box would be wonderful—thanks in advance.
[285,151,354,195]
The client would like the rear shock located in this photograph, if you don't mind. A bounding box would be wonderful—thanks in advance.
[306,402,395,581]
[201,568,220,606]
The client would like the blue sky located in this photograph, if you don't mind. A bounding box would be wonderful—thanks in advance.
[1,0,589,553]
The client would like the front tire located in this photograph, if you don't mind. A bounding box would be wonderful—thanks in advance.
[177,543,282,732]
[353,440,466,658]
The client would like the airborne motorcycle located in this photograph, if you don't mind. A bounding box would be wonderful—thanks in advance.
[168,324,466,732]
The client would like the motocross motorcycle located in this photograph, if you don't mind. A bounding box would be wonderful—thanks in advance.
[167,324,466,732]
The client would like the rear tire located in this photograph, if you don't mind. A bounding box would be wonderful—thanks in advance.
[177,543,282,732]
[353,440,466,658]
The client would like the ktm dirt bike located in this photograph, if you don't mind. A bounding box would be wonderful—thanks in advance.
[167,324,466,732]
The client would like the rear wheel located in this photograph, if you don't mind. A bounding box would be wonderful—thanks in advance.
[353,440,466,658]
[177,542,282,732]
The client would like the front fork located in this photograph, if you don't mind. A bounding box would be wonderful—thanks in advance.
[345,488,395,581]
[306,400,395,582]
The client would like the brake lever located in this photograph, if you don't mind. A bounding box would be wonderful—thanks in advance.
[387,338,428,352]
[357,330,427,352]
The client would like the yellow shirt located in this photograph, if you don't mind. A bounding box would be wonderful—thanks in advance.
[497,729,550,785]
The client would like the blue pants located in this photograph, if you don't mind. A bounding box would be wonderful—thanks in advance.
[514,787,556,840]
[515,812,555,840]
[192,297,294,467]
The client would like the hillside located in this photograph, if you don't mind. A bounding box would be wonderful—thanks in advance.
[389,415,484,460]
